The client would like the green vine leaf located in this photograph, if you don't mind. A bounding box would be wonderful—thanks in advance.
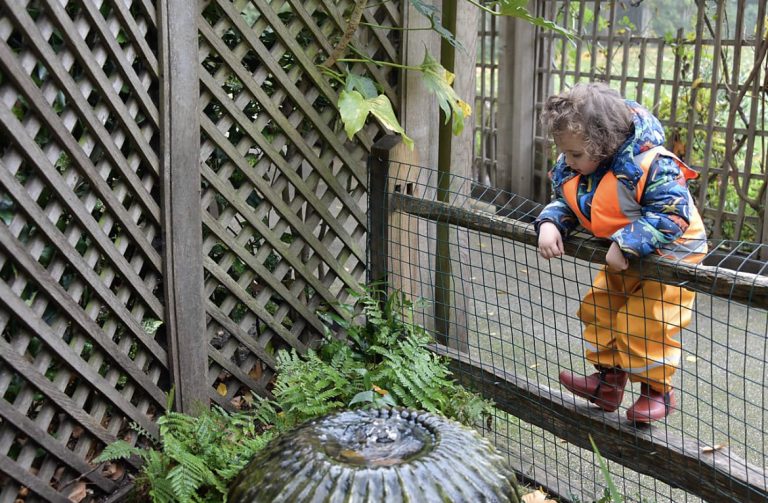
[345,73,378,99]
[142,319,163,336]
[338,89,414,149]
[498,0,574,40]
[408,0,464,51]
[419,52,471,136]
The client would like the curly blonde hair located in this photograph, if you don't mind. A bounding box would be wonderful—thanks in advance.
[541,82,634,162]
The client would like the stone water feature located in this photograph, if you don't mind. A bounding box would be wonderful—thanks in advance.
[229,407,522,502]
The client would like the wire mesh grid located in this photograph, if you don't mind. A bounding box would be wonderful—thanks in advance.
[369,156,768,502]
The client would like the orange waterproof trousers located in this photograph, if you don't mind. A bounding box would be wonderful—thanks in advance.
[578,267,697,393]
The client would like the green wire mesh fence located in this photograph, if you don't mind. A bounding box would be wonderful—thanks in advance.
[368,139,768,503]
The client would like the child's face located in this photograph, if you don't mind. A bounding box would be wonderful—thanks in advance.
[555,132,600,176]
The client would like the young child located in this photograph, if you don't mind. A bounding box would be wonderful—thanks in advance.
[536,82,707,423]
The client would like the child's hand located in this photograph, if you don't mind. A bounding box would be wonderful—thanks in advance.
[606,242,629,271]
[538,222,564,259]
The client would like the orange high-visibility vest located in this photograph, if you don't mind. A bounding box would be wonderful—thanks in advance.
[561,146,707,259]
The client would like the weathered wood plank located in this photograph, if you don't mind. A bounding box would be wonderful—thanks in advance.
[0,160,166,346]
[368,136,399,287]
[159,0,208,414]
[0,111,165,322]
[203,256,306,353]
[0,453,71,503]
[0,39,162,261]
[6,0,160,175]
[0,279,160,439]
[434,344,768,503]
[0,223,166,407]
[498,15,535,199]
[0,401,115,493]
[393,194,768,309]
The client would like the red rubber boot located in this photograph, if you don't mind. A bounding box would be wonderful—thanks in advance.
[559,367,628,412]
[626,384,676,423]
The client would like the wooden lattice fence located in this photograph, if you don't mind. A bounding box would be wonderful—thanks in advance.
[0,0,400,500]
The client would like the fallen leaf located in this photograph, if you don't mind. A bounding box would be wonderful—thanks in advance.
[685,355,697,363]
[522,489,557,503]
[529,363,539,369]
[519,268,528,274]
[372,385,389,396]
[339,449,366,463]
[249,363,263,380]
[67,482,87,503]
[103,462,125,481]
[702,444,726,453]
[216,383,227,396]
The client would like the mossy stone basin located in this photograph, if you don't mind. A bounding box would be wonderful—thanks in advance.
[229,407,521,502]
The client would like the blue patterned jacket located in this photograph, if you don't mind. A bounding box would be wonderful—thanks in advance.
[536,101,700,258]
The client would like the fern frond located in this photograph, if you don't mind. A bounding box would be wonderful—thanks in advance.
[158,411,196,437]
[129,421,156,444]
[167,461,205,503]
[148,477,176,503]
[93,440,140,463]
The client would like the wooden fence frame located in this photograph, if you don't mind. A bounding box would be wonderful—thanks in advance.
[369,136,768,503]
[159,0,207,414]
[1,0,398,497]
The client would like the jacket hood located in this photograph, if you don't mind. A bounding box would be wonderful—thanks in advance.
[610,100,666,187]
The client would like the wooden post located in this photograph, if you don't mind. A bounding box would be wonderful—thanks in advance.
[400,0,441,332]
[434,0,459,346]
[369,136,427,307]
[444,0,478,354]
[159,0,207,413]
[368,137,398,290]
[498,14,536,199]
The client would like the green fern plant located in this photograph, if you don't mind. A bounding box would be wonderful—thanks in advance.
[94,403,274,503]
[94,286,493,501]
[306,286,495,425]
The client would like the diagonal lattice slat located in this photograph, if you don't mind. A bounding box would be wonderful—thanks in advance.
[198,0,398,410]
[0,0,402,498]
[0,1,165,500]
